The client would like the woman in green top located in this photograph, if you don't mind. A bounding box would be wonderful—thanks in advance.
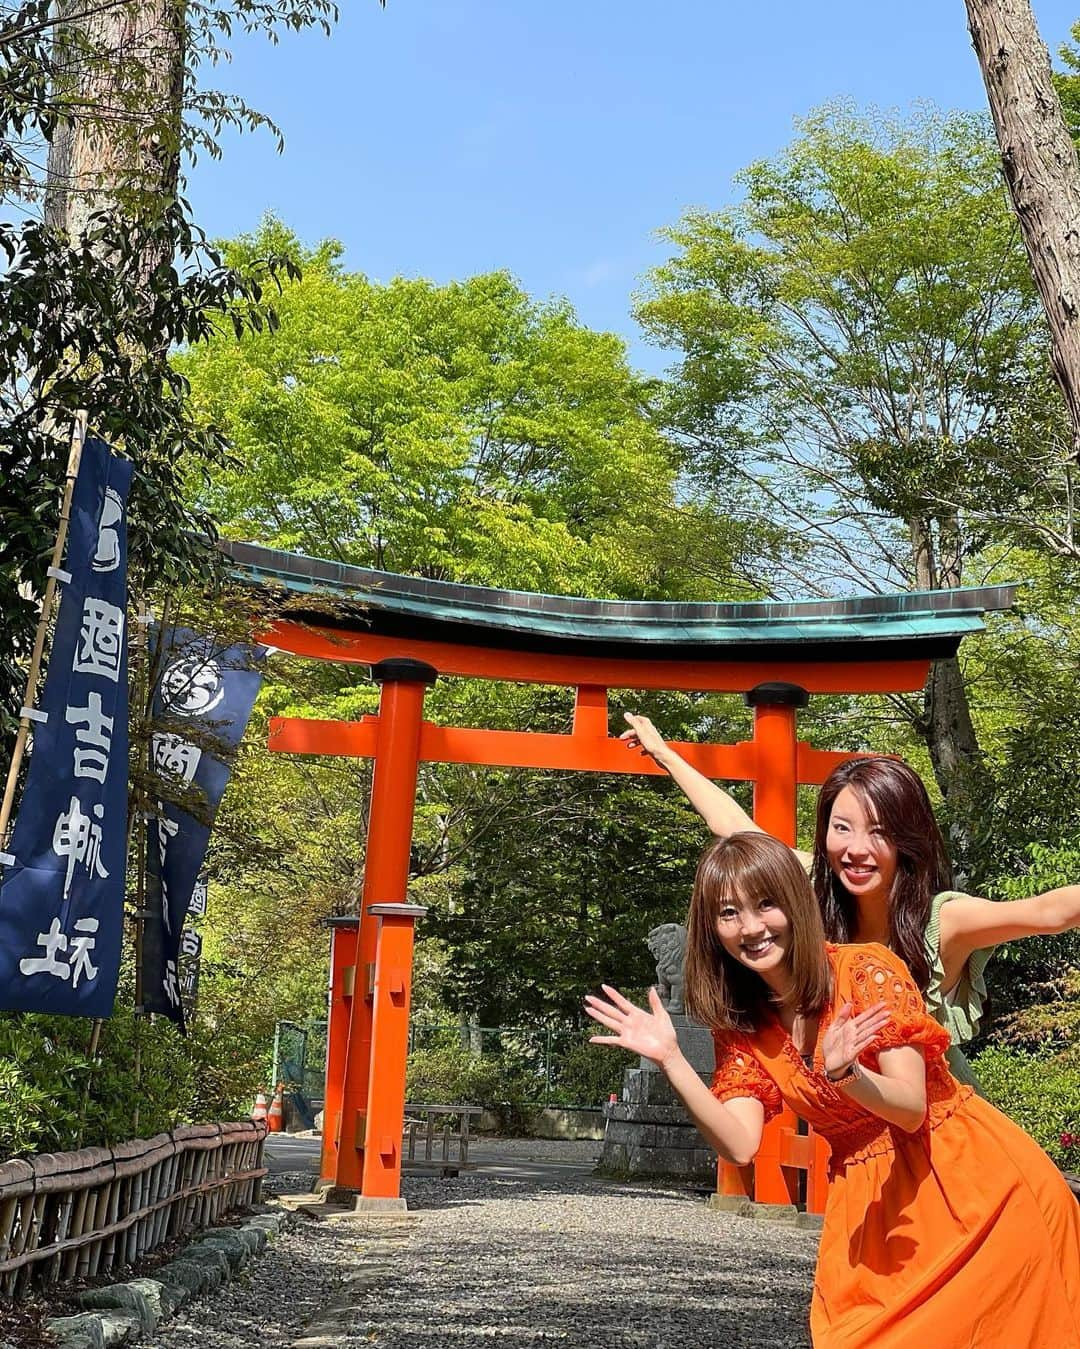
[621,713,1080,1083]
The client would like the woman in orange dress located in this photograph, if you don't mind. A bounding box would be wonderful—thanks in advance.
[586,832,1080,1348]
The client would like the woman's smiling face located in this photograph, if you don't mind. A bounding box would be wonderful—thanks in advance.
[714,889,792,979]
[825,785,899,905]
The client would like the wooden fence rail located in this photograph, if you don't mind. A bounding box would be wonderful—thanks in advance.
[0,1120,267,1298]
[403,1103,482,1174]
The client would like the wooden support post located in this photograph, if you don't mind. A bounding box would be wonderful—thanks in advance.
[319,917,358,1185]
[333,660,436,1195]
[359,903,427,1207]
[716,682,810,1205]
[0,413,86,848]
[572,685,608,737]
[807,1132,831,1215]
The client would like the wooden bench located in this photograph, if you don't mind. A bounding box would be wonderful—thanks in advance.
[402,1104,483,1177]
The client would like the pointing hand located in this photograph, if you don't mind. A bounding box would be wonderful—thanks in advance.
[618,713,668,763]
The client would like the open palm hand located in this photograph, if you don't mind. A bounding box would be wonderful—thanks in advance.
[585,984,678,1069]
[821,1001,891,1077]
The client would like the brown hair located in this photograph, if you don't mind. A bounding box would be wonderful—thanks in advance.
[810,758,952,992]
[684,832,832,1031]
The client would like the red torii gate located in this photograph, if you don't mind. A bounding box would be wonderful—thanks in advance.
[226,540,1014,1213]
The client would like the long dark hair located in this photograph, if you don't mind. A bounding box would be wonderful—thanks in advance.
[811,758,952,991]
[685,832,832,1031]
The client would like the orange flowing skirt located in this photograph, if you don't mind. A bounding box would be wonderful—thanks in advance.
[811,1092,1080,1347]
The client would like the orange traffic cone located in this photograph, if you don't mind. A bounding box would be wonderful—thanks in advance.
[267,1084,284,1133]
[252,1091,268,1123]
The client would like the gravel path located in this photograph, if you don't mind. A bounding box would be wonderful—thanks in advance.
[142,1145,818,1349]
[138,1170,353,1349]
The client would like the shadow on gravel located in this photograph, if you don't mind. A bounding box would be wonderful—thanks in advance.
[332,1227,813,1349]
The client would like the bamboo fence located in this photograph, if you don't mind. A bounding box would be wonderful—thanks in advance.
[0,1120,266,1297]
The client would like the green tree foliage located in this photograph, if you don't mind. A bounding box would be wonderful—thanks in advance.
[638,104,1052,592]
[179,218,741,600]
[405,1033,624,1115]
[0,208,296,742]
[177,225,760,1043]
[426,770,706,1025]
[1053,20,1080,139]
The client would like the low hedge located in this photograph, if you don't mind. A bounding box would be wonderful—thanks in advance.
[971,1044,1080,1170]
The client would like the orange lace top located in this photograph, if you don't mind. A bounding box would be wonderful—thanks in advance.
[709,944,961,1165]
[710,1032,784,1123]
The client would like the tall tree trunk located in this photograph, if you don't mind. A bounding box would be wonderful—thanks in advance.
[908,513,991,881]
[966,0,1080,458]
[45,1,185,249]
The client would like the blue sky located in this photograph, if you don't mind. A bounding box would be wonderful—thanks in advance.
[188,1,1080,371]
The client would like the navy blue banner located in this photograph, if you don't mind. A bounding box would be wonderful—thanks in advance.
[142,629,263,1029]
[0,438,133,1016]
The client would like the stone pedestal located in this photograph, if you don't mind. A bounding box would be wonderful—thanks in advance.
[597,1015,717,1182]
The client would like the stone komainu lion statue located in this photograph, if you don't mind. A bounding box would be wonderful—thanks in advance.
[646,922,687,1015]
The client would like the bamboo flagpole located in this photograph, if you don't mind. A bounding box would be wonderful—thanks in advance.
[0,412,88,850]
[126,598,151,1015]
[132,594,172,1131]
[134,593,172,1017]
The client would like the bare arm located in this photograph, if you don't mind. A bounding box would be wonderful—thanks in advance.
[585,985,764,1166]
[620,713,812,867]
[621,713,758,836]
[822,1002,927,1134]
[937,886,1080,974]
[661,1043,765,1166]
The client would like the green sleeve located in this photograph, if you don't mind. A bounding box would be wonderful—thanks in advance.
[923,891,997,1092]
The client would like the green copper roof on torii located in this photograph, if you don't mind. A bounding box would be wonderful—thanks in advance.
[221,539,1017,661]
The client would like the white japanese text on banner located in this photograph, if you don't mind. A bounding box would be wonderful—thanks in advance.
[0,438,132,1016]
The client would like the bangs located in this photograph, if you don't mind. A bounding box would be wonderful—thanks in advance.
[708,845,789,911]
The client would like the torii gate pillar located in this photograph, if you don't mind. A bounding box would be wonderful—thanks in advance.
[358,901,428,1208]
[720,680,831,1208]
[330,658,436,1196]
[746,682,808,846]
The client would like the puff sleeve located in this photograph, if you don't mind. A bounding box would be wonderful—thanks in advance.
[710,1032,783,1122]
[843,943,951,1063]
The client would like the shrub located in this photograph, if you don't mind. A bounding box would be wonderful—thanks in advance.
[405,1041,536,1132]
[547,1037,625,1107]
[0,966,280,1162]
[0,1006,188,1159]
[971,1044,1080,1170]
